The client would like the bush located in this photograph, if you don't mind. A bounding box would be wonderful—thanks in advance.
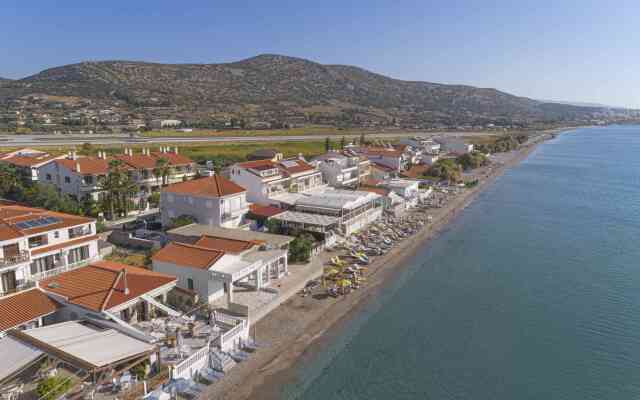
[288,234,313,263]
[36,376,72,400]
[428,159,462,183]
[168,215,196,229]
[456,151,488,171]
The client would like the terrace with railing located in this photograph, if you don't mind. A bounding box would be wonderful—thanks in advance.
[0,250,30,268]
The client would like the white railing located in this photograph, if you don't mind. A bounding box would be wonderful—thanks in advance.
[171,345,210,380]
[0,251,30,268]
[28,261,88,282]
[220,318,247,350]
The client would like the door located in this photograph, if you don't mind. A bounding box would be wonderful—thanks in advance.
[3,243,19,259]
[1,270,17,293]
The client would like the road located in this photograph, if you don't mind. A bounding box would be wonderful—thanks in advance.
[0,131,493,148]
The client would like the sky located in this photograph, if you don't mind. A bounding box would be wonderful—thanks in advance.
[2,0,640,108]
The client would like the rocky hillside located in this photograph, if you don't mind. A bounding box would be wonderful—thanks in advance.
[0,54,600,124]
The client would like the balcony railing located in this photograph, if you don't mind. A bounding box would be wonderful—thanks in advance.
[0,281,35,297]
[28,260,89,282]
[0,251,30,269]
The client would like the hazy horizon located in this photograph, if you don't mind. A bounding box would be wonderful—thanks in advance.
[2,0,639,108]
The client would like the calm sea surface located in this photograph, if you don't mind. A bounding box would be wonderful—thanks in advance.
[280,126,640,400]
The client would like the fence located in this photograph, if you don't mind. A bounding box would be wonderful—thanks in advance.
[170,345,210,380]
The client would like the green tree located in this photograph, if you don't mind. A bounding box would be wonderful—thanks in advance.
[36,376,72,400]
[0,164,21,198]
[288,234,313,263]
[456,151,488,171]
[429,159,462,183]
[153,157,171,186]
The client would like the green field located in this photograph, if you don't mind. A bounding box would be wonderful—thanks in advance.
[141,126,367,138]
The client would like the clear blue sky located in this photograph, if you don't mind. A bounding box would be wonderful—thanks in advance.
[2,0,639,108]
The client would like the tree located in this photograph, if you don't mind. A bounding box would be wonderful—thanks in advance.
[359,132,366,146]
[0,164,21,198]
[456,151,488,171]
[153,157,171,186]
[340,136,346,149]
[288,234,313,263]
[429,159,462,183]
[36,376,72,400]
[324,137,331,152]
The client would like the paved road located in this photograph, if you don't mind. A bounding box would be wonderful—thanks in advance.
[0,131,492,148]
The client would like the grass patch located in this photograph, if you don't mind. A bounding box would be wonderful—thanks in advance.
[142,126,366,138]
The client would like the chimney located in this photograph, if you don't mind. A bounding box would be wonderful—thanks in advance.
[121,269,129,295]
[76,162,81,173]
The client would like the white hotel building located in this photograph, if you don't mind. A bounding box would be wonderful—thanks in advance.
[229,157,324,206]
[0,204,100,296]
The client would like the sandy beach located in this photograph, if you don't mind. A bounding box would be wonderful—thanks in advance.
[201,132,553,400]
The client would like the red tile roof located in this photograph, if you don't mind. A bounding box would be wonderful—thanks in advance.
[0,288,60,332]
[55,157,124,175]
[39,261,176,312]
[0,205,94,241]
[149,152,194,166]
[152,242,225,270]
[162,175,246,198]
[248,204,284,218]
[359,186,390,196]
[236,159,278,171]
[0,153,61,168]
[371,162,396,172]
[194,235,262,254]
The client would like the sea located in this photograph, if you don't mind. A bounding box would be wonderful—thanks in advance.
[279,125,640,400]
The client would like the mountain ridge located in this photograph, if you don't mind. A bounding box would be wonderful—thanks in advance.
[0,54,606,126]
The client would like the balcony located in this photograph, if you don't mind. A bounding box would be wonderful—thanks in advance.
[0,251,31,269]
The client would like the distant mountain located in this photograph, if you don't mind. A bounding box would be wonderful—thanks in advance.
[0,54,606,124]
[539,99,616,109]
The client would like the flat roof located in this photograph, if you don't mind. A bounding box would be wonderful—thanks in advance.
[294,189,380,211]
[167,225,294,248]
[272,211,339,227]
[14,321,155,369]
[0,336,43,384]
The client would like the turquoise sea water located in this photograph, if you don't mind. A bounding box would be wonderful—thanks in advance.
[280,126,640,400]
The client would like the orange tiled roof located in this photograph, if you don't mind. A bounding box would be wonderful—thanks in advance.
[237,159,277,170]
[248,204,284,218]
[0,153,61,168]
[0,288,60,332]
[278,159,316,174]
[39,261,176,312]
[162,175,245,198]
[359,186,390,196]
[194,235,262,254]
[0,205,94,241]
[113,154,158,169]
[371,162,396,172]
[152,242,225,270]
[149,152,194,166]
[54,157,126,175]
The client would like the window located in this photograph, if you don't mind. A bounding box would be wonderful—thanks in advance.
[54,231,59,239]
[64,176,71,184]
[67,245,90,264]
[46,174,52,181]
[28,235,48,248]
[187,278,194,291]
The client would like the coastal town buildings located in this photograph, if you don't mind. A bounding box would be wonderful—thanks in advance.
[435,138,474,154]
[312,150,371,188]
[38,147,196,209]
[359,147,408,173]
[229,157,324,205]
[0,149,64,182]
[0,288,61,336]
[152,234,288,306]
[160,175,249,228]
[274,188,384,236]
[399,136,441,154]
[38,260,177,325]
[0,204,100,296]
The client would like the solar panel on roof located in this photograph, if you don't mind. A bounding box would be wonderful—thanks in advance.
[14,216,62,230]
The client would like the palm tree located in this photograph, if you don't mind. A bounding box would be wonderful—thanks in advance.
[98,159,126,219]
[154,157,171,186]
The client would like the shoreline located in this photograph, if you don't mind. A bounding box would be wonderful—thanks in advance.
[201,133,551,400]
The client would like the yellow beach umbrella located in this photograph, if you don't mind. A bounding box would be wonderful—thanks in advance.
[337,279,352,287]
[325,268,339,276]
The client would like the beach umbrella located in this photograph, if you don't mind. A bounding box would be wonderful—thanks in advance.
[337,279,352,288]
[325,268,339,276]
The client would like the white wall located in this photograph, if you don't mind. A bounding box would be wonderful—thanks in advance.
[153,260,224,303]
[160,192,248,228]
